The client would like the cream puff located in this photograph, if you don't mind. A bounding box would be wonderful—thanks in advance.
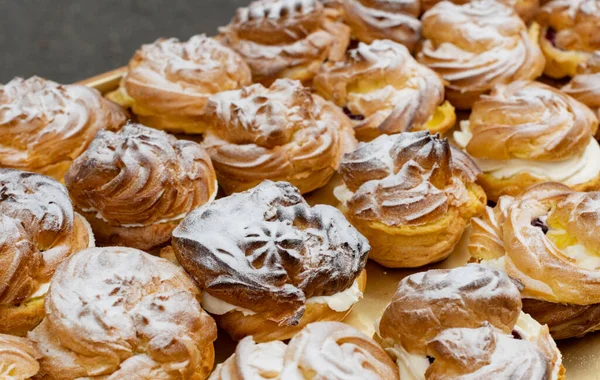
[0,76,127,182]
[65,122,217,250]
[201,78,356,195]
[454,80,600,201]
[210,322,399,379]
[340,0,421,52]
[335,131,486,268]
[28,246,217,379]
[0,169,94,336]
[418,0,545,109]
[377,264,564,379]
[470,182,600,339]
[314,39,455,141]
[218,0,350,85]
[108,35,251,134]
[171,180,369,342]
[0,334,40,379]
[421,0,540,22]
[537,0,600,78]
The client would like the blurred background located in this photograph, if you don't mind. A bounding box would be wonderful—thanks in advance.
[0,0,248,83]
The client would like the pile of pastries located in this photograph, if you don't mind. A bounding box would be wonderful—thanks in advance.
[2,0,600,378]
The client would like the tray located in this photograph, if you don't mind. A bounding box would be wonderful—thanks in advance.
[79,72,600,380]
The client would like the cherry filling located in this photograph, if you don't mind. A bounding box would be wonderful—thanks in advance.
[427,356,435,364]
[512,330,523,340]
[531,217,549,234]
[343,107,365,121]
[545,27,558,48]
[487,200,497,208]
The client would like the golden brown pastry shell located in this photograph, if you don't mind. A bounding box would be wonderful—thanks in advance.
[212,269,367,342]
[539,27,591,79]
[523,298,600,340]
[0,298,44,337]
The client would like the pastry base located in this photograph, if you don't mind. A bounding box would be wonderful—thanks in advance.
[0,298,45,337]
[523,298,600,341]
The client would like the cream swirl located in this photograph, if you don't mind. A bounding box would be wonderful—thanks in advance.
[0,334,40,379]
[65,122,217,226]
[538,0,600,53]
[29,247,218,380]
[421,0,540,21]
[218,0,350,84]
[172,181,369,326]
[418,0,545,109]
[314,40,447,141]
[202,79,356,194]
[0,76,127,181]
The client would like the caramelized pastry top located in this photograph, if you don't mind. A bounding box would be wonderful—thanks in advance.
[0,76,126,176]
[202,79,355,192]
[0,169,91,305]
[466,81,598,160]
[65,122,217,226]
[0,334,40,379]
[314,40,445,139]
[210,322,399,380]
[123,34,251,116]
[172,181,369,325]
[338,132,480,226]
[418,0,544,103]
[341,0,422,51]
[470,182,600,305]
[219,0,350,83]
[29,247,217,379]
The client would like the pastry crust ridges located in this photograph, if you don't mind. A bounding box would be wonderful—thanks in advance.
[28,246,218,380]
[336,131,486,267]
[65,122,217,250]
[0,76,127,182]
[202,79,357,195]
[218,0,350,85]
[109,34,251,134]
[421,0,540,22]
[0,169,93,336]
[171,181,369,341]
[210,321,399,380]
[314,39,454,141]
[0,334,40,379]
[418,0,545,109]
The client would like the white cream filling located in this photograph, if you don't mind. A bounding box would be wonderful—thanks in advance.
[479,256,507,273]
[333,184,354,205]
[562,244,600,270]
[81,179,219,227]
[29,282,50,299]
[201,279,363,316]
[454,121,600,185]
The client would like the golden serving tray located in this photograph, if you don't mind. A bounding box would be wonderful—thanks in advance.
[79,71,600,380]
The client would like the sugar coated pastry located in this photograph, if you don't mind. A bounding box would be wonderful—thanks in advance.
[340,0,422,51]
[418,0,545,109]
[0,169,94,336]
[314,39,455,141]
[218,0,350,85]
[421,0,539,22]
[209,322,399,380]
[377,264,564,379]
[0,76,127,182]
[107,34,251,134]
[470,182,600,339]
[537,0,600,78]
[335,131,486,268]
[65,122,217,250]
[454,80,600,201]
[171,181,369,342]
[28,246,218,380]
[201,79,357,195]
[0,334,40,379]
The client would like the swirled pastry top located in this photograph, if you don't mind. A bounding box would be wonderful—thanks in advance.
[470,183,600,305]
[218,0,350,82]
[122,34,251,116]
[465,81,598,161]
[314,40,445,136]
[0,169,92,306]
[65,122,217,226]
[537,0,600,53]
[29,247,217,379]
[172,181,370,325]
[338,131,480,226]
[340,0,421,51]
[418,0,545,97]
[210,322,399,380]
[0,334,40,379]
[202,79,354,186]
[0,76,127,173]
[421,0,540,21]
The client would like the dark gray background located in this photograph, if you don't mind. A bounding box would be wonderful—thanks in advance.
[0,0,248,83]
